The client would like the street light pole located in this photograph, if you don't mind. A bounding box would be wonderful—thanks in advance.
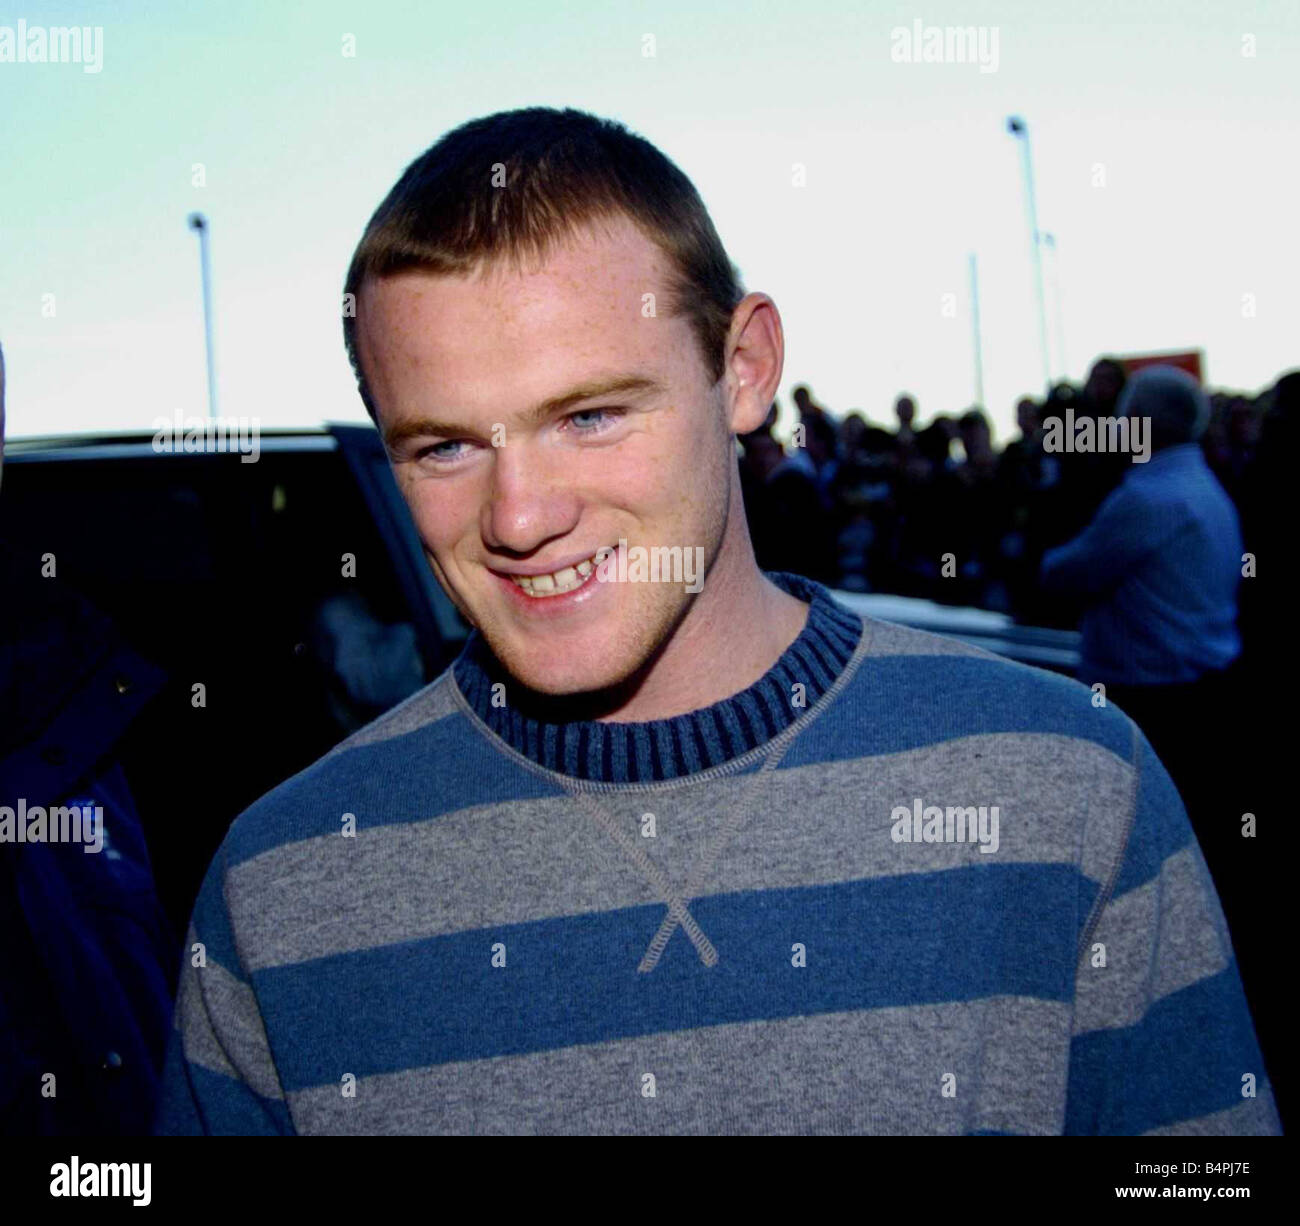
[968,252,985,408]
[187,212,217,420]
[1042,232,1068,384]
[1006,117,1051,393]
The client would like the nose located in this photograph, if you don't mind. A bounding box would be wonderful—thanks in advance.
[481,436,581,557]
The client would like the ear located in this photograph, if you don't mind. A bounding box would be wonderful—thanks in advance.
[724,293,784,435]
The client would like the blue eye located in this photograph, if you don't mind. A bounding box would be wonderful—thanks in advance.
[568,407,622,433]
[419,440,471,462]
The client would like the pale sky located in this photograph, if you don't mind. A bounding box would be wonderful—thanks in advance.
[2,0,1297,443]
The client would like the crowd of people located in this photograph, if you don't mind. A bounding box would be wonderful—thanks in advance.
[744,357,1296,1129]
[740,358,1294,634]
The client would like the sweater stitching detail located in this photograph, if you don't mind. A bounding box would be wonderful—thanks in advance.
[1075,718,1142,969]
[566,788,719,969]
[635,612,875,970]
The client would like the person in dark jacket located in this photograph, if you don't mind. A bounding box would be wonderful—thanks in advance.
[0,340,176,1135]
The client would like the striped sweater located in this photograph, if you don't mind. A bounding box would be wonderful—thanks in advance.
[155,571,1281,1135]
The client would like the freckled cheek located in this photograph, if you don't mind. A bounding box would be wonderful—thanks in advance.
[622,457,718,543]
[586,451,685,531]
[401,482,475,564]
[584,453,652,505]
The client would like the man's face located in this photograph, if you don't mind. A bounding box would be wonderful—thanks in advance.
[357,215,739,696]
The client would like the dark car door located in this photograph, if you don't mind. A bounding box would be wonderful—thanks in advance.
[1,429,466,936]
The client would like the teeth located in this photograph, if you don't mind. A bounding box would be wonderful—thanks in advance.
[511,551,601,597]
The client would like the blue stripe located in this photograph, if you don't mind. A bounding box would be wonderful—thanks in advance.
[783,655,1133,768]
[1065,962,1268,1134]
[257,864,1088,1091]
[156,1044,294,1135]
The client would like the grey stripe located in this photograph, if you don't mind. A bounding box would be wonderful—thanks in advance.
[328,672,461,754]
[1073,845,1232,1034]
[1140,1095,1282,1136]
[283,997,1071,1135]
[857,617,992,659]
[177,938,285,1102]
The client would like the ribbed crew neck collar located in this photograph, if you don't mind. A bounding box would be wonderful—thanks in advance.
[452,570,863,783]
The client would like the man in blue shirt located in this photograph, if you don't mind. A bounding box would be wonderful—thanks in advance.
[1040,365,1242,689]
[1040,366,1245,815]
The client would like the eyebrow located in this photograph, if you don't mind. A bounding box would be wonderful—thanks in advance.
[382,373,664,450]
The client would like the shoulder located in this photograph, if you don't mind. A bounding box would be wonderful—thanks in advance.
[217,667,499,872]
[818,614,1136,765]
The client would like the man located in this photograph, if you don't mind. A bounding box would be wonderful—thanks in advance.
[156,109,1278,1135]
[1039,364,1279,1116]
[764,403,839,584]
[892,390,916,435]
[996,395,1056,622]
[1052,358,1129,543]
[1039,365,1243,782]
[737,419,783,574]
[1041,365,1242,693]
[0,341,176,1134]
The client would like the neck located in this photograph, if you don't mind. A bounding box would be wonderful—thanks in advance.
[597,471,810,721]
[590,546,809,725]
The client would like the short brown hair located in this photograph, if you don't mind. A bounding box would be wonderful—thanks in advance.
[342,107,745,421]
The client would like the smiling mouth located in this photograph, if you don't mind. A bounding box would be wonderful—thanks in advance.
[507,548,607,597]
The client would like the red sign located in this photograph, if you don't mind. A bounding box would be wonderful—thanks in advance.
[1116,350,1204,383]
